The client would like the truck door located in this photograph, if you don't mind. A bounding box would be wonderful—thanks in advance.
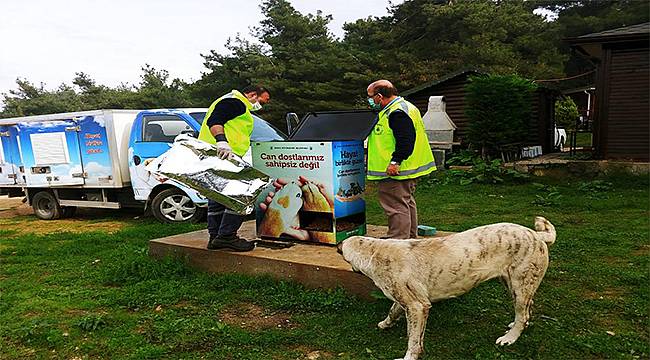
[0,125,18,185]
[17,120,85,186]
[8,125,26,185]
[76,115,115,186]
[128,112,198,200]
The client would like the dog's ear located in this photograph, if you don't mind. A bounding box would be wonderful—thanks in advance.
[336,240,344,255]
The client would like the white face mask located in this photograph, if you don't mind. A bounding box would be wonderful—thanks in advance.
[251,102,263,111]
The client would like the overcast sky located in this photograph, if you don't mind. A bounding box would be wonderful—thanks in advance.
[0,0,401,103]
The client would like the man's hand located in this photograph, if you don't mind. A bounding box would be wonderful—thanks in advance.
[386,162,400,176]
[298,175,334,209]
[216,141,233,160]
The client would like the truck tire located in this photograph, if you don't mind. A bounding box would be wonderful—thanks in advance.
[32,191,62,220]
[151,188,205,224]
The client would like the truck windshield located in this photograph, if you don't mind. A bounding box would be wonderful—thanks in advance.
[189,112,287,141]
[188,112,205,125]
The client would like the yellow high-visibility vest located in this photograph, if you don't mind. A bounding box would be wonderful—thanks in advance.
[198,90,254,157]
[367,97,436,180]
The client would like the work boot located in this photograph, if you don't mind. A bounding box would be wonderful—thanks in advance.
[207,234,255,252]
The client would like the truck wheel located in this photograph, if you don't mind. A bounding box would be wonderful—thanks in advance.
[151,188,205,223]
[62,206,77,218]
[32,191,62,220]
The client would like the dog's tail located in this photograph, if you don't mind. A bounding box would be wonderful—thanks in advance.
[534,216,556,246]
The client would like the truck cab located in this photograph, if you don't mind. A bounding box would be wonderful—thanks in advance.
[128,109,207,223]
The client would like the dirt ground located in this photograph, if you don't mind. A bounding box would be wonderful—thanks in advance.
[218,302,299,331]
[0,195,30,217]
[0,195,134,236]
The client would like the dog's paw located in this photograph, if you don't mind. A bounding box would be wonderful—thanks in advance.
[495,332,520,346]
[508,321,515,329]
[398,353,419,360]
[378,319,393,329]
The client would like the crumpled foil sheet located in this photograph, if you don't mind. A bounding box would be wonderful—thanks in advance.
[146,135,271,215]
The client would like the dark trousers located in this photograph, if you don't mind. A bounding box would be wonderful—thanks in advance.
[207,199,245,238]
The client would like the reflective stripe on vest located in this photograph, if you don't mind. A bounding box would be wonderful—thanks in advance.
[367,161,437,177]
[198,90,254,157]
[367,97,436,180]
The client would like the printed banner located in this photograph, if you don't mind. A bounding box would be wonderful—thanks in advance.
[252,140,366,245]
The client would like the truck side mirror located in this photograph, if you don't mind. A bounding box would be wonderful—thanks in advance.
[285,113,300,136]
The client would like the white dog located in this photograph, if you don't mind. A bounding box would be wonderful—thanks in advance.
[337,217,556,360]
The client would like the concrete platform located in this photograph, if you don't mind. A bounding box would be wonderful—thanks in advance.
[149,220,453,300]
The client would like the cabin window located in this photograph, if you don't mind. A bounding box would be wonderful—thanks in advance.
[142,115,193,143]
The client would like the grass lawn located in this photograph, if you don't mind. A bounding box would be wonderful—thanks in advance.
[575,132,593,148]
[564,132,592,149]
[1,173,648,359]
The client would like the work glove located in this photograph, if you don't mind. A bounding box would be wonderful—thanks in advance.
[216,141,233,160]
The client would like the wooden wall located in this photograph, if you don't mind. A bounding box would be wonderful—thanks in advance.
[597,42,649,161]
[406,74,472,143]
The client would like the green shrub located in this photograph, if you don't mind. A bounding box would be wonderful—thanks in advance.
[446,149,478,166]
[555,96,579,130]
[465,74,537,158]
[425,157,529,186]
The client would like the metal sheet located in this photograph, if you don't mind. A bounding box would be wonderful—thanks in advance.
[147,135,272,215]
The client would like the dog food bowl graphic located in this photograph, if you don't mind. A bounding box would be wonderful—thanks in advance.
[335,179,364,202]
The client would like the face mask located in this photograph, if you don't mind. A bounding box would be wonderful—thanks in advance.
[251,102,263,111]
[367,97,381,110]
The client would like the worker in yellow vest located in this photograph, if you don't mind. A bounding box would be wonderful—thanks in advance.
[366,80,436,239]
[198,85,271,251]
